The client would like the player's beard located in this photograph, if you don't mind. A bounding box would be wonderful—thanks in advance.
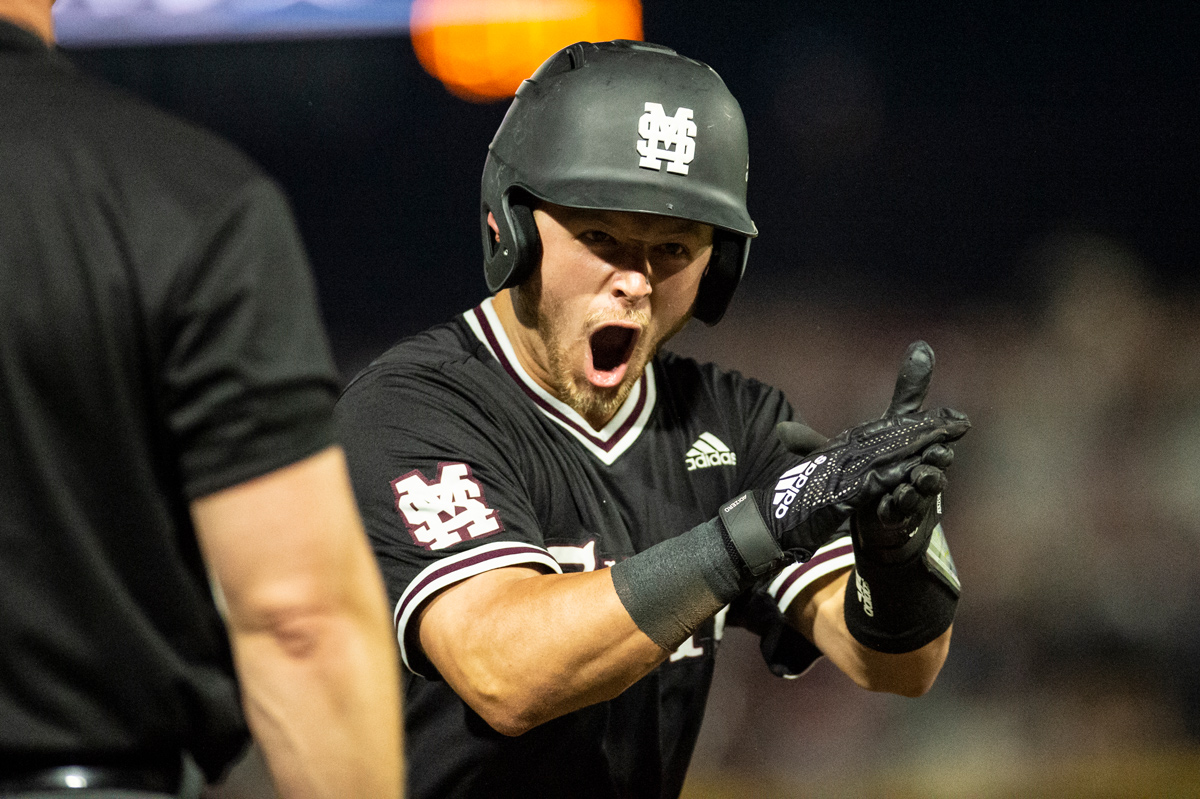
[519,285,692,426]
[544,305,648,425]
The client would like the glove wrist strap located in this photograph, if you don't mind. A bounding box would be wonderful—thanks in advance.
[718,491,783,577]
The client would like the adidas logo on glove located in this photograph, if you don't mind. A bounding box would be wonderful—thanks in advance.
[685,433,737,471]
[772,456,828,518]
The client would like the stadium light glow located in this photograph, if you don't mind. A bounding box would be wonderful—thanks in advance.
[409,0,643,103]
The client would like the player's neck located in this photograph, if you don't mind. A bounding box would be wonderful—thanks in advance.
[492,289,561,399]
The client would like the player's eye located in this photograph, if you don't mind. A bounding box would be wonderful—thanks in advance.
[657,243,689,258]
[579,230,616,245]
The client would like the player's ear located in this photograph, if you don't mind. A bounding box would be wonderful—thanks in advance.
[487,212,501,244]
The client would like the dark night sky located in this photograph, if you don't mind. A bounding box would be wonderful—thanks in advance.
[64,2,1200,358]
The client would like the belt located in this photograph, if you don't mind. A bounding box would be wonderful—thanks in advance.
[0,763,182,793]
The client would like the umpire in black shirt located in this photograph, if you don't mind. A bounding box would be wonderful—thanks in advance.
[0,2,403,796]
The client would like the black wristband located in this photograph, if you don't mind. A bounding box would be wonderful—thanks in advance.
[843,554,958,654]
[610,517,749,651]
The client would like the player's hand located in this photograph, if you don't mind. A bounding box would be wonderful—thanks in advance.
[849,341,968,564]
[776,341,966,530]
[774,420,827,457]
[720,343,968,575]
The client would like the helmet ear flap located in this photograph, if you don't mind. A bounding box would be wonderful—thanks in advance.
[692,231,750,325]
[483,191,542,292]
[505,200,541,290]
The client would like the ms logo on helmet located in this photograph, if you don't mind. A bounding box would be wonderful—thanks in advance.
[637,102,696,175]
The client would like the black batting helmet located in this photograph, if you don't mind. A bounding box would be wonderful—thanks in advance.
[480,40,758,325]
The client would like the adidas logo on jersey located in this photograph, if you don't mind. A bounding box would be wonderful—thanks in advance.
[685,433,736,471]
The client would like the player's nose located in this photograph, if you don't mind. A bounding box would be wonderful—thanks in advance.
[611,255,652,303]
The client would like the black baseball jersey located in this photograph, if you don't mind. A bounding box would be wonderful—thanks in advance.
[337,298,855,799]
[1,22,339,778]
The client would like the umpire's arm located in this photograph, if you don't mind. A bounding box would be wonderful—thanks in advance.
[191,446,404,798]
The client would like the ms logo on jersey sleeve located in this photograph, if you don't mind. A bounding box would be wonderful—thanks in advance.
[637,102,696,175]
[391,462,502,550]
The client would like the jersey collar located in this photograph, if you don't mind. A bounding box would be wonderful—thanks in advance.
[465,297,656,466]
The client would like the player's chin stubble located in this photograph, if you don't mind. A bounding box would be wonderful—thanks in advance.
[535,299,693,427]
[513,273,694,426]
[542,306,643,425]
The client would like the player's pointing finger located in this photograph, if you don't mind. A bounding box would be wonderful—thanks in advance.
[885,340,935,418]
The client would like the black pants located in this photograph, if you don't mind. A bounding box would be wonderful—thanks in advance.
[0,758,203,799]
[0,780,200,799]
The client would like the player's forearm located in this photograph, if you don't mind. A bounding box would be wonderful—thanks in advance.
[419,511,747,736]
[819,613,951,698]
[420,566,668,736]
[797,570,951,696]
[231,592,404,798]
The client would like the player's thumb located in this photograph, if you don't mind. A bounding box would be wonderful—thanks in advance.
[884,340,935,418]
[775,421,828,456]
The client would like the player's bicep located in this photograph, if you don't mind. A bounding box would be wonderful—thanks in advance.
[336,369,560,676]
[416,566,544,675]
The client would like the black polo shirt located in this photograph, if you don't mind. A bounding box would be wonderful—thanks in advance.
[0,21,340,778]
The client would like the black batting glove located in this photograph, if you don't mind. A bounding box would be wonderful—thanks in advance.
[774,421,828,457]
[775,342,968,566]
[611,343,967,650]
[850,341,968,568]
[718,343,970,577]
[769,342,969,652]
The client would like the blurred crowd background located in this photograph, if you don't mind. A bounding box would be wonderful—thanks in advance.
[56,1,1199,795]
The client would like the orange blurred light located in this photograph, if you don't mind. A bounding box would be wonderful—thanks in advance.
[409,0,644,103]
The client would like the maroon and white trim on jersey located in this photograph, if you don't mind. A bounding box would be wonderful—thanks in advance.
[767,536,856,617]
[393,541,563,674]
[463,298,657,466]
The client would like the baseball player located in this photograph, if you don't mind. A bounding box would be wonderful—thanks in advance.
[338,40,968,798]
[1,4,402,796]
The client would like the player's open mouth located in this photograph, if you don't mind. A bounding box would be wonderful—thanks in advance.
[586,323,640,388]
